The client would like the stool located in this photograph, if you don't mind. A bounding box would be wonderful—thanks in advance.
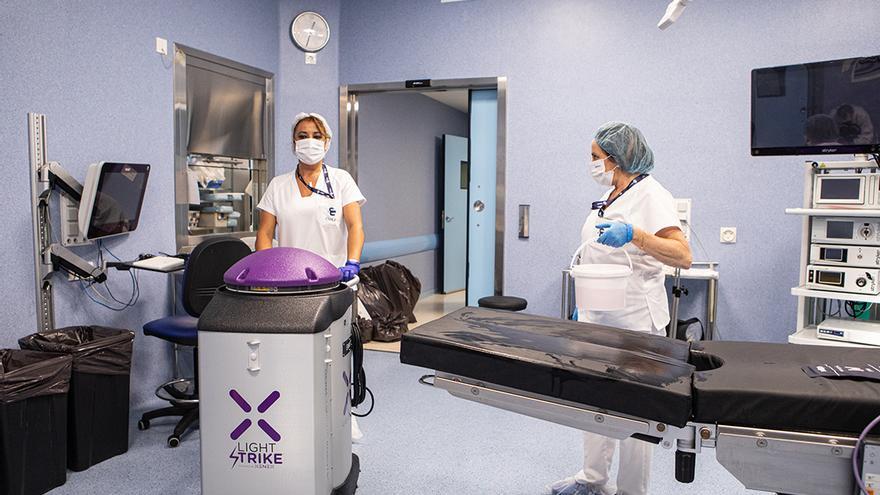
[477,295,528,312]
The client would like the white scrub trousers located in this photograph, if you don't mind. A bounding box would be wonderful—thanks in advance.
[574,312,661,495]
[576,432,652,495]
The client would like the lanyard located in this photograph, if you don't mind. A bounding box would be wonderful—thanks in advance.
[592,174,648,218]
[297,164,335,199]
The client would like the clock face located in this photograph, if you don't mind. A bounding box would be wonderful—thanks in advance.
[290,12,330,52]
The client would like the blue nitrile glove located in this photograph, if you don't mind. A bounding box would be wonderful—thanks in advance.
[596,221,633,248]
[340,260,360,281]
[571,308,578,321]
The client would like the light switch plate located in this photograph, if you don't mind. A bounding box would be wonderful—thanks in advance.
[155,37,168,55]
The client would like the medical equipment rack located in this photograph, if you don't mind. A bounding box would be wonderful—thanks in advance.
[786,158,880,347]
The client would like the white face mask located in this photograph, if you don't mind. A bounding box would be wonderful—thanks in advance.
[295,138,328,165]
[590,158,617,187]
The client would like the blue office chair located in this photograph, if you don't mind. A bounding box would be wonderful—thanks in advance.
[137,237,251,447]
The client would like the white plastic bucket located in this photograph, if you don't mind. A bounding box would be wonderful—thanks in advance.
[569,243,633,312]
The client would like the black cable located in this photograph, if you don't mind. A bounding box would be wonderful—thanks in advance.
[81,241,139,310]
[350,319,365,406]
[844,301,871,319]
[350,318,373,417]
[352,387,374,418]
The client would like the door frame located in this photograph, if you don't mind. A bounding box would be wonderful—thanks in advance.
[339,77,507,297]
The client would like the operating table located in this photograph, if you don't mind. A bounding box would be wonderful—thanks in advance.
[400,307,880,495]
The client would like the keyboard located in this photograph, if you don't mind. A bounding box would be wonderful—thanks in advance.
[131,256,185,272]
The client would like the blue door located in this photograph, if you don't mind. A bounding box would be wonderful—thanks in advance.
[467,90,497,306]
[442,135,468,293]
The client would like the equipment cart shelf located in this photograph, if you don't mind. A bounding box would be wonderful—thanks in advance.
[790,286,880,305]
[788,327,874,347]
[787,158,880,348]
[784,208,880,217]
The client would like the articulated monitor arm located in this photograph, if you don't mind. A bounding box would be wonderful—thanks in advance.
[47,243,106,283]
[45,161,83,202]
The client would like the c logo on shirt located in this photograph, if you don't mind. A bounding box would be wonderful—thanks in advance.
[328,207,337,217]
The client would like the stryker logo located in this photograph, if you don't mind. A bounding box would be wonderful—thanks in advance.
[228,389,284,469]
[821,148,838,153]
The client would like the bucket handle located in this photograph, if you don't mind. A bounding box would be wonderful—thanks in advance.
[344,275,360,288]
[569,241,633,272]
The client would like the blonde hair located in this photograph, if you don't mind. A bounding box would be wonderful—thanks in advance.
[293,116,329,141]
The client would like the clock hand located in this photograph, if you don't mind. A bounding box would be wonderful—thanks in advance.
[307,20,316,49]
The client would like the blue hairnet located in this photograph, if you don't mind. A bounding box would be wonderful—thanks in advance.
[593,121,654,174]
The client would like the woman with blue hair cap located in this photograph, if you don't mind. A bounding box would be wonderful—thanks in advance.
[546,122,692,495]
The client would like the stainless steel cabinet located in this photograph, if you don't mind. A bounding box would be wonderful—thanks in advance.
[173,44,274,250]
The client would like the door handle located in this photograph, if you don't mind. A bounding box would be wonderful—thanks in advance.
[446,216,454,222]
[473,200,485,212]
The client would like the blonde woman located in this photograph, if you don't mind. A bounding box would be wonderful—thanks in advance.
[256,112,367,441]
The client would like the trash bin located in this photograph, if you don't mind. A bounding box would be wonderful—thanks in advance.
[0,349,73,495]
[19,326,135,471]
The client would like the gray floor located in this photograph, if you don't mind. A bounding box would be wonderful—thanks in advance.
[50,350,759,494]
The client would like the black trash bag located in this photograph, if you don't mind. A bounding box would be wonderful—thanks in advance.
[19,326,134,471]
[367,261,422,324]
[357,271,409,342]
[0,349,72,404]
[1,349,73,495]
[355,316,374,344]
[18,326,134,375]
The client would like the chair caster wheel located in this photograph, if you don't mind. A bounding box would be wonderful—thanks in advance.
[137,419,150,431]
[167,435,181,448]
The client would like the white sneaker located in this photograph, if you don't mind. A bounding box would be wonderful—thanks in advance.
[351,416,364,443]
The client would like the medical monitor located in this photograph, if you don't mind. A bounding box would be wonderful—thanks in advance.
[78,162,151,241]
[751,55,880,156]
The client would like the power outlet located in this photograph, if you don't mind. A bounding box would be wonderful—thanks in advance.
[305,52,317,65]
[720,227,737,244]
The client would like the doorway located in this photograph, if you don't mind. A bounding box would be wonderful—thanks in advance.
[340,77,507,330]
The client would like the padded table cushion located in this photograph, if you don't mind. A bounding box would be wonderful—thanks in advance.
[401,307,695,427]
[691,341,880,434]
[478,296,528,311]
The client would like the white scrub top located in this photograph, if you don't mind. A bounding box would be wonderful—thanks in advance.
[579,176,681,334]
[257,166,366,267]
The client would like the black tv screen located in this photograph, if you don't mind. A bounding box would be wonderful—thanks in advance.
[751,55,880,156]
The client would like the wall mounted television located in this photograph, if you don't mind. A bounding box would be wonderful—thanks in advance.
[751,55,880,156]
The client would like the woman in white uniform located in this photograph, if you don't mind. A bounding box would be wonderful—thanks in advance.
[255,112,365,274]
[255,112,367,440]
[547,122,692,495]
